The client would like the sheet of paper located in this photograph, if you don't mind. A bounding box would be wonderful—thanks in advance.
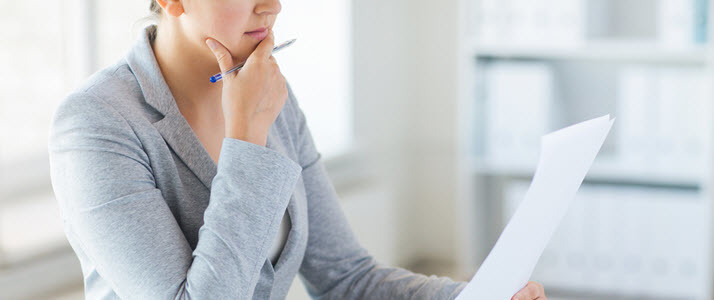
[457,115,615,300]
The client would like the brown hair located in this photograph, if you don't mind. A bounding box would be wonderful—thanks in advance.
[150,0,161,16]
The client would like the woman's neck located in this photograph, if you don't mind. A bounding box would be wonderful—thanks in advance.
[152,22,223,116]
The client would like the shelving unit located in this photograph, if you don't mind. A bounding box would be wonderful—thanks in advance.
[456,0,714,299]
[471,157,704,189]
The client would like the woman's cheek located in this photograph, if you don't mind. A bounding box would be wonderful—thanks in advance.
[215,13,252,45]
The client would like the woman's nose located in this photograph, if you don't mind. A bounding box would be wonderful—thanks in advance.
[255,0,281,15]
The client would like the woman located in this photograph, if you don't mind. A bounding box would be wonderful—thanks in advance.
[48,0,547,299]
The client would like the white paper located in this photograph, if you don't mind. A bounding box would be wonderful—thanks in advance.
[457,115,614,300]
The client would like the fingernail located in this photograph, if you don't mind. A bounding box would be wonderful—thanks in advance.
[205,39,217,51]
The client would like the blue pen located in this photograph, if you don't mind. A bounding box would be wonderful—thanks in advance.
[209,38,297,83]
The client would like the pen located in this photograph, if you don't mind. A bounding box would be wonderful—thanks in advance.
[209,38,297,83]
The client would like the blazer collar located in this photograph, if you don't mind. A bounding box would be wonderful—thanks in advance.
[125,25,175,117]
[124,25,284,190]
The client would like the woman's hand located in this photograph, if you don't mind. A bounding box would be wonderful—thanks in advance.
[511,281,547,300]
[205,28,288,147]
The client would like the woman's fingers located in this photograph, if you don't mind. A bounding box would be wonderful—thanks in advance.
[205,38,235,74]
[215,27,288,147]
[247,28,275,63]
[511,281,546,300]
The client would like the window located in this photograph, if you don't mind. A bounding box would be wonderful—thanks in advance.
[272,0,354,159]
[0,1,67,164]
[0,0,78,289]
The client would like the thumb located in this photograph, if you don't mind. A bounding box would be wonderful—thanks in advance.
[205,38,234,73]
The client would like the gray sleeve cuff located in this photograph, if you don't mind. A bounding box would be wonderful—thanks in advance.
[217,137,302,181]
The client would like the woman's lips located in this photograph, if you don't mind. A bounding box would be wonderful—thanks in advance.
[245,27,268,40]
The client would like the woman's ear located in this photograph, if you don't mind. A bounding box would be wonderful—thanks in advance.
[156,0,185,17]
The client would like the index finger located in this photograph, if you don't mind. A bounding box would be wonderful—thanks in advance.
[249,28,275,61]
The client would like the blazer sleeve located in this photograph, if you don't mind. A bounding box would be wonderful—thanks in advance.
[48,92,302,299]
[287,85,468,300]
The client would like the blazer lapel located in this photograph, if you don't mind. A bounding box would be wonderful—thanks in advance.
[153,113,218,190]
[125,25,217,190]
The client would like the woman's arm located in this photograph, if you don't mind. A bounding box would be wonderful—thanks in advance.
[286,84,467,299]
[49,92,301,299]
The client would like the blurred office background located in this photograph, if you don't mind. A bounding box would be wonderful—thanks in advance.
[1,0,713,299]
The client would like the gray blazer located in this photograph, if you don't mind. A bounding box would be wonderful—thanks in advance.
[48,25,466,299]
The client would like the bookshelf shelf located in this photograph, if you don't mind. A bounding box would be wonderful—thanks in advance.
[470,41,710,64]
[470,156,704,189]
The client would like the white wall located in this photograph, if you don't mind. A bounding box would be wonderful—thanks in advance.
[352,0,466,273]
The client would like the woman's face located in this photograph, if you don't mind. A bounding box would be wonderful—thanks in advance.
[180,0,281,62]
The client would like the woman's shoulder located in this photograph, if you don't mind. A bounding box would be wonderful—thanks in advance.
[280,81,306,134]
[53,60,158,131]
[275,80,322,168]
[50,61,149,149]
[74,60,142,102]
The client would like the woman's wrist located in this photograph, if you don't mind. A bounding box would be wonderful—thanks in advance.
[225,123,266,147]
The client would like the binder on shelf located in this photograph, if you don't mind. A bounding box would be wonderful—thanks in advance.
[503,182,711,298]
[475,0,585,47]
[473,0,707,48]
[483,61,554,166]
[658,0,709,47]
[616,66,710,174]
